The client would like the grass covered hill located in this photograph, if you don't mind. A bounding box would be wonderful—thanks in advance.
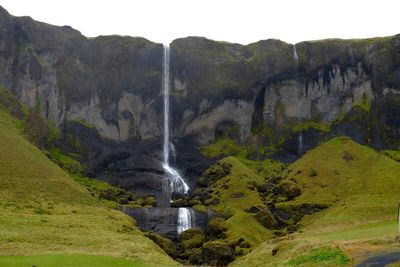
[0,106,177,266]
[232,136,400,266]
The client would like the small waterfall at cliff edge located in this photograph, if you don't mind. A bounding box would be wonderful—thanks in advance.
[298,131,303,155]
[162,44,193,234]
[293,44,299,66]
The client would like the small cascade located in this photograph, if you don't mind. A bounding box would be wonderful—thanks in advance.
[298,131,303,154]
[293,44,299,66]
[177,208,195,234]
[162,44,192,235]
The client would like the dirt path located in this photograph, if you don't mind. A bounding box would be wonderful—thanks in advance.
[356,251,400,266]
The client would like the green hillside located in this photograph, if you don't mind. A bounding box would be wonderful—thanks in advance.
[0,106,177,266]
[231,137,400,266]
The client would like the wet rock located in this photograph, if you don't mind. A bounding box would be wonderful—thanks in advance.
[170,198,188,207]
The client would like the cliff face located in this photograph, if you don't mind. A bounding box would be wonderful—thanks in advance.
[170,37,400,149]
[1,5,400,173]
[0,6,163,141]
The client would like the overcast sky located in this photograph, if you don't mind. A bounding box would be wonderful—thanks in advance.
[0,0,399,45]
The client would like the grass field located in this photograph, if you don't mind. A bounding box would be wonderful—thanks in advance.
[0,106,177,266]
[0,254,144,267]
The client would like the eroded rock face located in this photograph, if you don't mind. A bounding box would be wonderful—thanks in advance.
[263,65,373,125]
[0,6,163,142]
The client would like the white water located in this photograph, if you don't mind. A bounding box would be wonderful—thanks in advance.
[298,131,303,154]
[293,44,299,65]
[177,208,195,234]
[162,44,192,234]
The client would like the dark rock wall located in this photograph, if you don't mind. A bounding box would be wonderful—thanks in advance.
[1,5,400,181]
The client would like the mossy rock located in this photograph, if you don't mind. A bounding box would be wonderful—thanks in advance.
[179,228,206,250]
[273,181,301,200]
[197,162,232,186]
[144,231,178,258]
[170,198,188,207]
[236,237,251,248]
[188,247,203,265]
[208,217,227,236]
[204,197,220,206]
[142,195,157,207]
[188,197,202,206]
[254,209,279,229]
[201,240,235,266]
[193,204,208,213]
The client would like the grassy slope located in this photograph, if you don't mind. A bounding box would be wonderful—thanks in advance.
[0,107,177,266]
[232,137,400,266]
[206,157,273,247]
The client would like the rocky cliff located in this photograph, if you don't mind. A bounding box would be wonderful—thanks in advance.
[1,5,400,189]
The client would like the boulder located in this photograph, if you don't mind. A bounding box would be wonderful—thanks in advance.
[179,228,206,250]
[255,209,279,229]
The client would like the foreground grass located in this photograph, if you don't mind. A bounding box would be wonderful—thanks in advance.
[0,254,144,267]
[0,107,177,266]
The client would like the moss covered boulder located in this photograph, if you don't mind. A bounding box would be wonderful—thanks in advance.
[208,217,227,237]
[201,241,235,266]
[254,209,279,229]
[179,228,206,250]
[144,231,179,259]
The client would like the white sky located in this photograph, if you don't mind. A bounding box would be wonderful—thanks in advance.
[0,0,399,45]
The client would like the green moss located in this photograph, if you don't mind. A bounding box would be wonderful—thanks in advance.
[200,137,249,158]
[193,204,208,213]
[72,118,94,129]
[292,121,331,133]
[239,158,284,179]
[180,228,206,250]
[286,247,350,266]
[384,150,400,162]
[49,148,84,174]
[356,94,371,113]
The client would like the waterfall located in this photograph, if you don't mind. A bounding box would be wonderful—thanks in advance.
[298,131,303,154]
[293,44,299,65]
[162,44,192,234]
